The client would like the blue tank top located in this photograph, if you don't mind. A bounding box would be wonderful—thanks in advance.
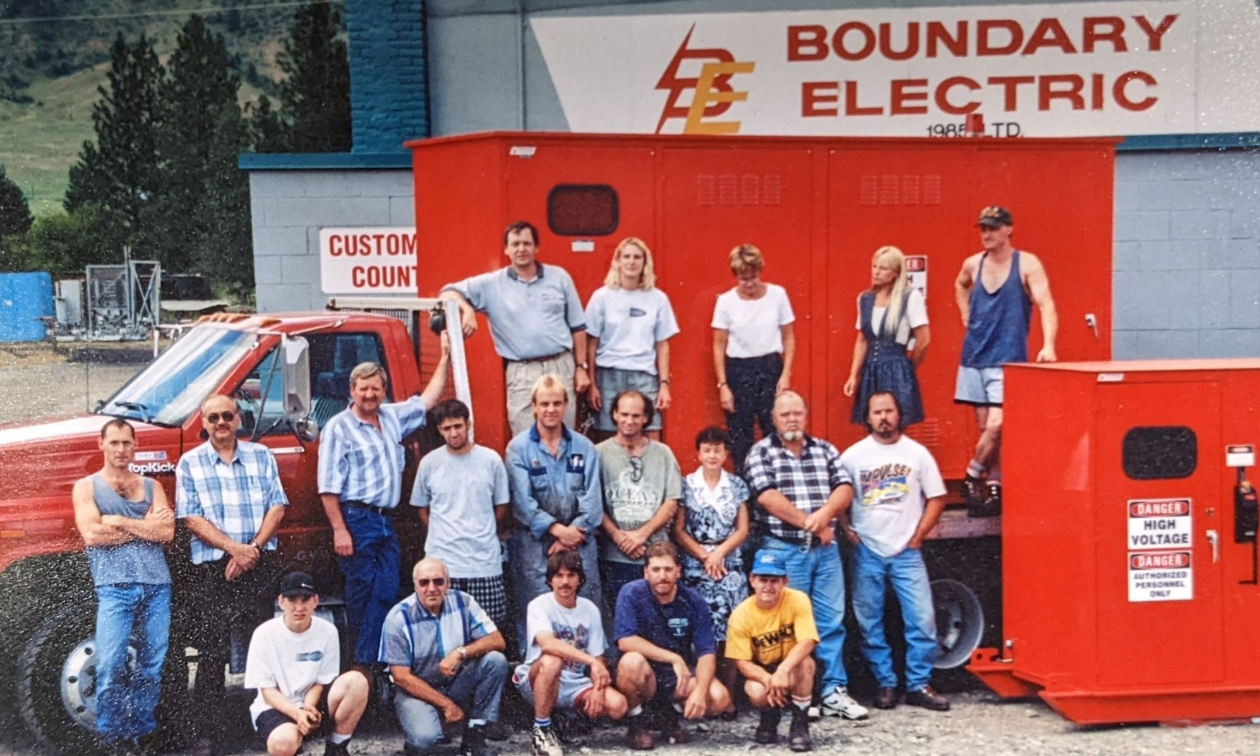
[87,476,172,587]
[961,251,1032,368]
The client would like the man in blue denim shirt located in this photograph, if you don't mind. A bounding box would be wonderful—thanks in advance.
[506,374,604,650]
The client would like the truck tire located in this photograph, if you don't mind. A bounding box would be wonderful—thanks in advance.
[16,603,102,755]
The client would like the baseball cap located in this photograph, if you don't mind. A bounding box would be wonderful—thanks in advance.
[280,571,318,598]
[751,549,788,577]
[977,205,1013,228]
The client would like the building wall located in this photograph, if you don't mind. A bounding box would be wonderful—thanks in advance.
[346,0,428,152]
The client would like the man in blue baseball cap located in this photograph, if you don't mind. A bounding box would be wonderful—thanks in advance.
[724,550,820,752]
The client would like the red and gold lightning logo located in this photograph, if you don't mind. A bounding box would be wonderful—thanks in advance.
[655,25,755,135]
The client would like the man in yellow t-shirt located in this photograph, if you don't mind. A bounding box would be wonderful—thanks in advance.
[726,550,820,752]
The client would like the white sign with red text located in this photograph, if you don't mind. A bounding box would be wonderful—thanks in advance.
[319,227,418,295]
[531,0,1260,137]
[1128,550,1193,602]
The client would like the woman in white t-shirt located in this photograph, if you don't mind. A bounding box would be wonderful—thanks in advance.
[585,237,680,438]
[843,246,930,425]
[711,243,796,471]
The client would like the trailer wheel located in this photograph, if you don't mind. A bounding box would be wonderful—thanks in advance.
[931,578,985,670]
[16,603,103,755]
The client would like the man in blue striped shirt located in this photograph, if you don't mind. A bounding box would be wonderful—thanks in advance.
[176,393,290,751]
[318,347,449,667]
[381,557,508,756]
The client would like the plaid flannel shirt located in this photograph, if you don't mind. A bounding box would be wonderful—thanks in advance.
[744,433,851,545]
[176,439,289,565]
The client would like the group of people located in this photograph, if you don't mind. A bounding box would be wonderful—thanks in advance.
[72,205,1057,756]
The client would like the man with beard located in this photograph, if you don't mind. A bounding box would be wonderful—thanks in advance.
[839,392,950,712]
[743,391,865,720]
[613,542,732,750]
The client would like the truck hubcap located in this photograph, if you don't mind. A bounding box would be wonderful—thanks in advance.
[932,578,985,669]
[59,638,100,729]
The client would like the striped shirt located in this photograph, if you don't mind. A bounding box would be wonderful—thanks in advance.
[745,434,852,545]
[378,590,496,684]
[317,396,429,510]
[176,440,289,565]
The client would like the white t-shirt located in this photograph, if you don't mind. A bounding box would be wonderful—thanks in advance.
[411,445,510,578]
[244,616,340,727]
[711,283,795,358]
[586,287,680,374]
[840,435,947,558]
[524,592,607,681]
[853,288,929,346]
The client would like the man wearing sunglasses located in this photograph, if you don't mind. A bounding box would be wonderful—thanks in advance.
[594,389,681,621]
[381,558,509,756]
[176,393,290,754]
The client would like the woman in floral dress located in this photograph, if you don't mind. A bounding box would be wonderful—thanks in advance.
[673,426,750,704]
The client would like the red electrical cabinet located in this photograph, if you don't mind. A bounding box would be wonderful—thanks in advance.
[971,360,1260,724]
[407,132,1115,475]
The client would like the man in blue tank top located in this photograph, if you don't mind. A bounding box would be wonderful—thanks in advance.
[72,418,175,751]
[953,206,1058,514]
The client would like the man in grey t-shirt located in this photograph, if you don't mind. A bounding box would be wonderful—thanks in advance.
[411,399,511,628]
[595,390,682,613]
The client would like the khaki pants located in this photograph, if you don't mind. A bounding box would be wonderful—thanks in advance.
[505,350,577,435]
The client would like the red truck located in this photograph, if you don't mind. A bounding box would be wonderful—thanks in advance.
[0,302,461,754]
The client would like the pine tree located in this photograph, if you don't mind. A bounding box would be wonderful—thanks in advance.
[64,34,163,255]
[248,94,290,153]
[0,164,33,241]
[278,2,351,152]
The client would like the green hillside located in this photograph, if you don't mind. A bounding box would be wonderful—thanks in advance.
[0,0,296,216]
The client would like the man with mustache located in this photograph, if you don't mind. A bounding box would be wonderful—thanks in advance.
[839,392,950,712]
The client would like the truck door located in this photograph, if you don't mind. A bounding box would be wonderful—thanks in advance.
[1094,381,1225,687]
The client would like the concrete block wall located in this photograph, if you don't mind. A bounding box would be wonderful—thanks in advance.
[249,170,415,312]
[1113,151,1260,359]
[347,0,427,153]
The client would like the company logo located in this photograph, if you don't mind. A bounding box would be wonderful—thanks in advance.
[130,461,176,476]
[655,25,755,135]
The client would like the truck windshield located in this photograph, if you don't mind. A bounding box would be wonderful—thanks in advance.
[98,327,257,426]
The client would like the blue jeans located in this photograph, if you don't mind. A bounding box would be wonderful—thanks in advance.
[395,652,509,750]
[762,536,848,692]
[94,583,171,742]
[338,507,401,664]
[850,541,937,690]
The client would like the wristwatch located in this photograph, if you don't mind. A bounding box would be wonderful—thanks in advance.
[456,646,468,660]
[660,377,672,385]
[717,381,728,389]
[578,362,590,371]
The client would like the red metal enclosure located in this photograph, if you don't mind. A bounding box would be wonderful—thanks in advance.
[407,132,1115,475]
[970,360,1260,724]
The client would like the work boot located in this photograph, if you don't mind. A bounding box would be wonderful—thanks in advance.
[624,715,655,751]
[754,708,781,744]
[660,709,691,745]
[460,725,497,756]
[787,707,813,752]
[324,739,352,756]
[960,474,984,506]
[485,721,509,741]
[904,686,952,712]
[874,687,898,710]
[966,477,1000,518]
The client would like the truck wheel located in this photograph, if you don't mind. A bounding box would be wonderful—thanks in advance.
[931,577,986,670]
[16,603,103,754]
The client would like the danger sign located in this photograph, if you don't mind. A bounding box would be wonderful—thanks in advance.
[905,255,927,300]
[1128,550,1193,602]
[1127,498,1192,549]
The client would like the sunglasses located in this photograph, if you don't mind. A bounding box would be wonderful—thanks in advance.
[416,577,446,588]
[629,456,643,483]
[205,411,237,424]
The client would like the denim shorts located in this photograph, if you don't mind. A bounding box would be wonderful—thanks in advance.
[954,366,1004,406]
[594,367,661,431]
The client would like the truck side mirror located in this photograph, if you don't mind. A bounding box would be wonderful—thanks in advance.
[282,336,318,441]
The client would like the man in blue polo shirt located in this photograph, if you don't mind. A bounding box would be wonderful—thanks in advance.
[318,347,449,668]
[613,542,732,751]
[440,220,590,435]
[506,374,604,651]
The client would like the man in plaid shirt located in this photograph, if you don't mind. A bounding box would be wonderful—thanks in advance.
[176,393,290,752]
[743,391,868,722]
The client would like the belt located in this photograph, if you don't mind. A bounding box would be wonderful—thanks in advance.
[512,349,570,365]
[342,500,394,516]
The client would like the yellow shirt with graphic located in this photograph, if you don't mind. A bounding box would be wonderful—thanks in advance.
[725,588,819,667]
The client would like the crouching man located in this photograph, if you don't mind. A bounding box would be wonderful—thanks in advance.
[614,542,732,750]
[515,551,628,756]
[244,572,369,756]
[381,558,509,756]
[726,550,820,752]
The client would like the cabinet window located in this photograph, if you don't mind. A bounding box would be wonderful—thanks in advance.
[547,184,618,236]
[1122,426,1197,480]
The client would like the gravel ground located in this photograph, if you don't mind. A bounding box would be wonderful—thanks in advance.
[2,349,1259,755]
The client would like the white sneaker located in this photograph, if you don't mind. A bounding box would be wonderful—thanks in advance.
[819,687,870,720]
[532,725,564,756]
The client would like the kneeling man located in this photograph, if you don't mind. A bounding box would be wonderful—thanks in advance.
[726,551,819,752]
[381,558,509,756]
[244,572,370,756]
[614,542,732,750]
[515,551,628,756]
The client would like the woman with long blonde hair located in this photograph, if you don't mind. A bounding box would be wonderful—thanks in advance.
[843,246,930,425]
[584,237,679,438]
